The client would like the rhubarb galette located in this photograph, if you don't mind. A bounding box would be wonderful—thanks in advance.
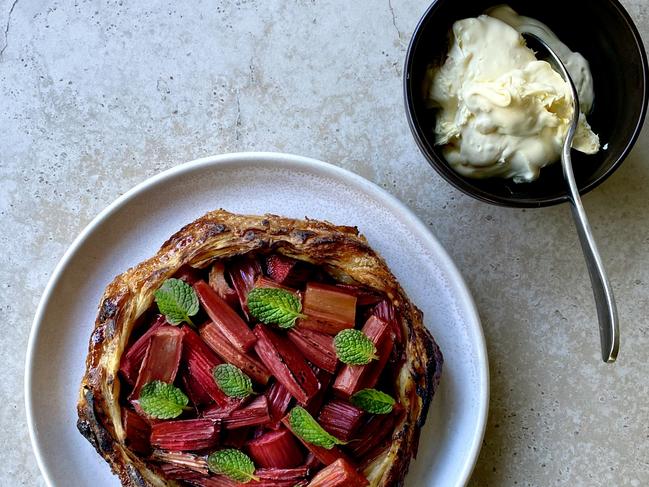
[77,210,443,487]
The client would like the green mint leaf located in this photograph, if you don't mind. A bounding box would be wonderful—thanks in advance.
[207,449,258,483]
[138,381,189,419]
[288,406,346,449]
[213,364,254,398]
[350,388,396,414]
[154,278,199,326]
[247,287,306,329]
[333,329,378,365]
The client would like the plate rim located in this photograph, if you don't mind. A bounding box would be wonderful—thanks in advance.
[24,151,489,487]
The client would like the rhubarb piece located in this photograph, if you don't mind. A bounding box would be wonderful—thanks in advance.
[214,364,255,398]
[122,409,151,454]
[158,464,204,481]
[372,300,403,345]
[300,283,357,334]
[152,451,209,475]
[200,322,271,385]
[130,326,184,399]
[228,256,263,318]
[247,287,306,329]
[150,418,220,451]
[265,254,310,286]
[204,396,271,430]
[119,315,167,385]
[247,428,305,468]
[317,400,364,442]
[254,467,309,486]
[253,325,320,405]
[194,280,257,352]
[265,381,293,425]
[154,278,200,326]
[182,327,239,409]
[358,331,394,391]
[348,404,404,460]
[305,368,332,417]
[282,414,352,467]
[333,316,390,397]
[253,275,296,291]
[209,261,238,307]
[335,284,383,306]
[304,452,322,470]
[223,427,251,449]
[182,371,214,407]
[333,329,377,365]
[288,328,338,373]
[306,458,368,487]
[207,448,258,483]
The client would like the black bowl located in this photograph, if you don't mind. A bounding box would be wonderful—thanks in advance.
[404,0,648,208]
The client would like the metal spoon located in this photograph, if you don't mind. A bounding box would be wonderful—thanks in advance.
[523,32,619,363]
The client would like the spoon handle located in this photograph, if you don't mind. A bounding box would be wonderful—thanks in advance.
[562,146,620,363]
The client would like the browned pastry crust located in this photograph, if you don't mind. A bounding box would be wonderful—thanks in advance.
[77,209,443,487]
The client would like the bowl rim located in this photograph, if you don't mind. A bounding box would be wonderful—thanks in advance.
[403,0,649,208]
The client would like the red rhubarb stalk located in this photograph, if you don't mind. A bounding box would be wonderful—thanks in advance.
[130,326,184,399]
[122,409,151,454]
[150,418,220,451]
[151,451,209,475]
[300,283,357,335]
[247,428,305,468]
[359,330,394,390]
[335,284,383,306]
[265,254,309,286]
[181,327,239,409]
[228,256,263,318]
[349,404,404,460]
[265,380,294,426]
[253,325,320,405]
[158,464,204,481]
[204,396,270,430]
[333,316,390,397]
[288,327,338,373]
[208,261,239,307]
[119,315,167,384]
[305,368,332,417]
[317,399,365,442]
[200,321,270,385]
[372,300,403,344]
[182,372,214,407]
[306,458,369,487]
[194,280,257,352]
[174,264,203,285]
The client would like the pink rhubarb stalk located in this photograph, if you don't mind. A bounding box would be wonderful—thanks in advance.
[119,315,167,384]
[200,321,270,385]
[300,283,357,335]
[122,409,151,454]
[266,380,294,427]
[306,458,369,487]
[208,261,239,307]
[228,256,263,318]
[194,280,257,352]
[317,399,364,442]
[253,325,320,405]
[130,326,183,399]
[150,418,220,451]
[247,428,305,468]
[288,327,337,373]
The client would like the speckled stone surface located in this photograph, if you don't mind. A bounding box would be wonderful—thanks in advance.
[2,0,647,485]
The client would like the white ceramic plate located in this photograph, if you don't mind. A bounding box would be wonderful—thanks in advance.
[25,153,488,487]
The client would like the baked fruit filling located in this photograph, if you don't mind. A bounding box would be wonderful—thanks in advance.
[77,211,443,487]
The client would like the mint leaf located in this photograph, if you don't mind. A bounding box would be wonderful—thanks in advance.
[154,278,199,326]
[350,388,395,414]
[213,364,254,398]
[138,381,189,419]
[333,329,378,365]
[288,406,345,449]
[207,449,258,483]
[247,287,306,329]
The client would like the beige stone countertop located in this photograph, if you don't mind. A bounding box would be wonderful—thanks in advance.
[2,0,648,485]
